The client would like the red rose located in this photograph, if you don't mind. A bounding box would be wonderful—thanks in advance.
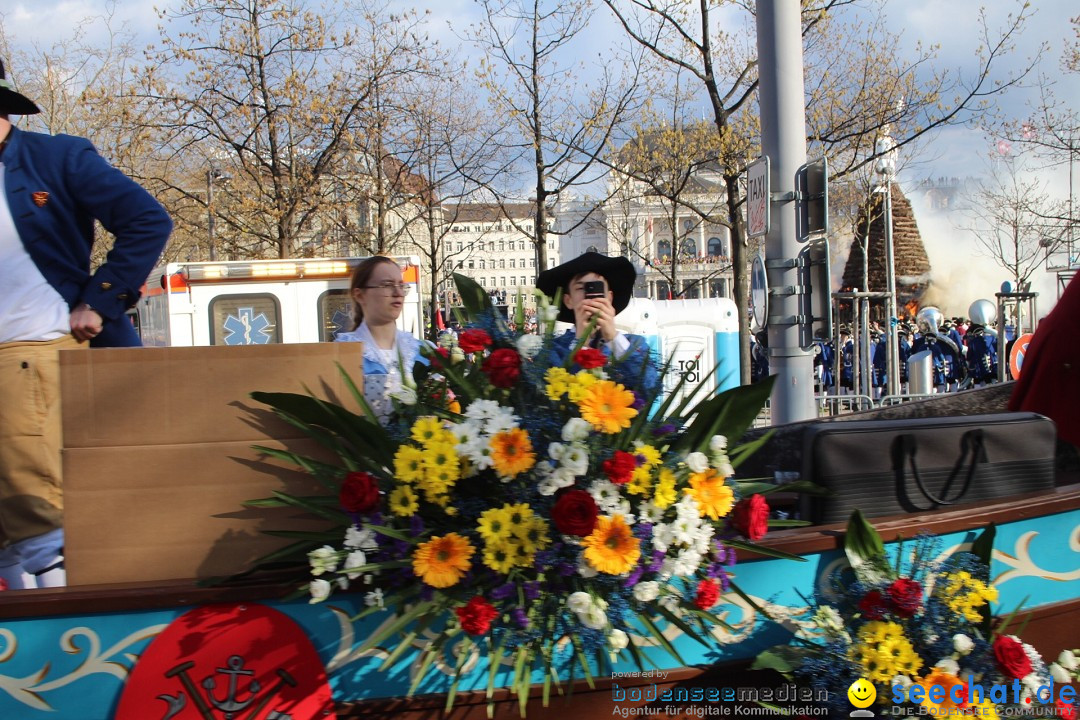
[456,596,499,635]
[551,489,599,536]
[993,635,1033,680]
[731,494,769,541]
[429,346,450,370]
[858,589,888,620]
[459,329,493,354]
[574,347,607,369]
[1056,700,1077,720]
[602,450,638,485]
[887,578,923,617]
[339,471,380,514]
[693,579,720,610]
[482,348,521,388]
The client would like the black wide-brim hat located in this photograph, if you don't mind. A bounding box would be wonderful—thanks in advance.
[0,60,41,116]
[536,252,636,324]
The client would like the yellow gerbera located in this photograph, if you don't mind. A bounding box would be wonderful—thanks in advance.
[582,514,640,574]
[477,506,513,541]
[511,516,550,554]
[388,485,418,516]
[685,469,735,520]
[578,380,638,434]
[567,371,599,403]
[413,533,474,588]
[850,621,923,684]
[545,367,572,400]
[424,441,461,480]
[393,445,426,484]
[490,428,536,477]
[633,442,662,467]
[410,416,445,445]
[653,467,677,508]
[482,542,520,574]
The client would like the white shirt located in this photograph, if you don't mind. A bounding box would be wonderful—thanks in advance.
[0,163,70,343]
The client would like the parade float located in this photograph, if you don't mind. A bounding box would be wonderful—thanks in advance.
[1,278,1078,720]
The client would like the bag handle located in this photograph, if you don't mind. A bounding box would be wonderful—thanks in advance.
[897,429,986,506]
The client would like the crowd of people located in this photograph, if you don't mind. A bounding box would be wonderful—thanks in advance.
[751,314,1007,399]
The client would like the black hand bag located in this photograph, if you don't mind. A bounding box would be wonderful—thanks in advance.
[800,412,1057,523]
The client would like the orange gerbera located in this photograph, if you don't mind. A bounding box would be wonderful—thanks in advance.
[490,428,536,477]
[412,533,474,588]
[578,380,638,434]
[685,469,735,520]
[913,669,970,715]
[582,514,640,574]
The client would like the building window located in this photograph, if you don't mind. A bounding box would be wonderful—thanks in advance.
[656,281,671,300]
[530,258,536,267]
[498,241,504,252]
[708,237,725,256]
[468,259,475,269]
[587,245,598,253]
[683,280,700,299]
[681,238,697,256]
[658,239,672,257]
[510,276,517,285]
[521,276,526,286]
[499,258,506,269]
[519,240,525,251]
[480,277,486,287]
[456,242,462,252]
[510,258,516,269]
[479,259,486,269]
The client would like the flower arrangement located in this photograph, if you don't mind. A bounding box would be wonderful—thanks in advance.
[246,274,800,714]
[755,510,1078,719]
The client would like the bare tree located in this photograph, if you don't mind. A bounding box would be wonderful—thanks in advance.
[965,154,1067,289]
[466,0,643,273]
[137,0,433,260]
[605,0,1039,384]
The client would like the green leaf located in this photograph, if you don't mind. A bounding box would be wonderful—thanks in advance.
[728,429,775,469]
[844,509,893,584]
[454,273,493,316]
[637,613,686,666]
[671,375,777,455]
[358,601,434,653]
[653,604,708,646]
[724,538,808,562]
[750,646,811,676]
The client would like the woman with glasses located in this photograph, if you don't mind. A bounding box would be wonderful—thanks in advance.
[336,256,427,424]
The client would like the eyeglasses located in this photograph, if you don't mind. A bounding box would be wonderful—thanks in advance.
[364,283,412,295]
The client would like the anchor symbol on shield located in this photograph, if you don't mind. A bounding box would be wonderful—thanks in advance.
[163,655,297,720]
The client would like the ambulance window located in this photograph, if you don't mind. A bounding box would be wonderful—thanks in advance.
[319,289,353,341]
[209,294,282,345]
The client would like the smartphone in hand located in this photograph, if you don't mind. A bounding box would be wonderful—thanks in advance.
[583,280,605,299]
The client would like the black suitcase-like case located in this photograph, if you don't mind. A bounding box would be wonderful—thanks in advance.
[800,412,1057,523]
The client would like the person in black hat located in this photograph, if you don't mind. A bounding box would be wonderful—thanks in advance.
[536,251,658,396]
[0,59,172,590]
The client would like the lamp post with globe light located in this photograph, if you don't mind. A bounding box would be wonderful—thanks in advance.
[875,134,901,397]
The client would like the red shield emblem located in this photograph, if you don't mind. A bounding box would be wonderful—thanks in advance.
[31,191,49,207]
[115,603,334,720]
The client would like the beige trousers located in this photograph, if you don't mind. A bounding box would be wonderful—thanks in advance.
[0,335,84,547]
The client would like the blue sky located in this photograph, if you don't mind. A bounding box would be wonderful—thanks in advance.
[4,0,1077,312]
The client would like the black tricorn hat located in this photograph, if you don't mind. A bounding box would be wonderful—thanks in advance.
[536,252,636,323]
[0,60,40,116]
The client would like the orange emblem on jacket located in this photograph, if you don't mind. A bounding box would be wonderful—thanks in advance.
[32,191,49,207]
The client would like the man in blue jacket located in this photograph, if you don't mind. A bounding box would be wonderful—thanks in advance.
[0,60,172,589]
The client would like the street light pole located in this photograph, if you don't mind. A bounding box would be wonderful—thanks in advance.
[876,136,901,397]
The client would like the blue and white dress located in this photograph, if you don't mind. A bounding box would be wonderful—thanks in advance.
[336,323,427,424]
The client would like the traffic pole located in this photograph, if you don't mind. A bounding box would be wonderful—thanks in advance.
[756,0,816,423]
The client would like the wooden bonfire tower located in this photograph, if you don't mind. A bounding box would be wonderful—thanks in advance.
[841,184,932,318]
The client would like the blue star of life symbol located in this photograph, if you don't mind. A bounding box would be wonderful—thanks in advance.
[223,307,275,345]
[330,308,351,339]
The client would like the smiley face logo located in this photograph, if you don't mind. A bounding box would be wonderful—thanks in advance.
[848,678,876,709]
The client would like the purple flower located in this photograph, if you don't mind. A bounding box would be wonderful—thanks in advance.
[511,607,530,628]
[631,391,646,411]
[409,515,424,535]
[524,581,541,601]
[624,565,644,587]
[491,582,516,601]
[652,423,677,437]
[634,522,654,540]
[558,561,576,576]
[648,551,666,573]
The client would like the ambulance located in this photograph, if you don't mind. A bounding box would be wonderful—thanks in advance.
[131,256,425,346]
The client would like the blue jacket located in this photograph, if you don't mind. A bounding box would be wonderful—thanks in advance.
[550,330,660,399]
[3,126,172,346]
